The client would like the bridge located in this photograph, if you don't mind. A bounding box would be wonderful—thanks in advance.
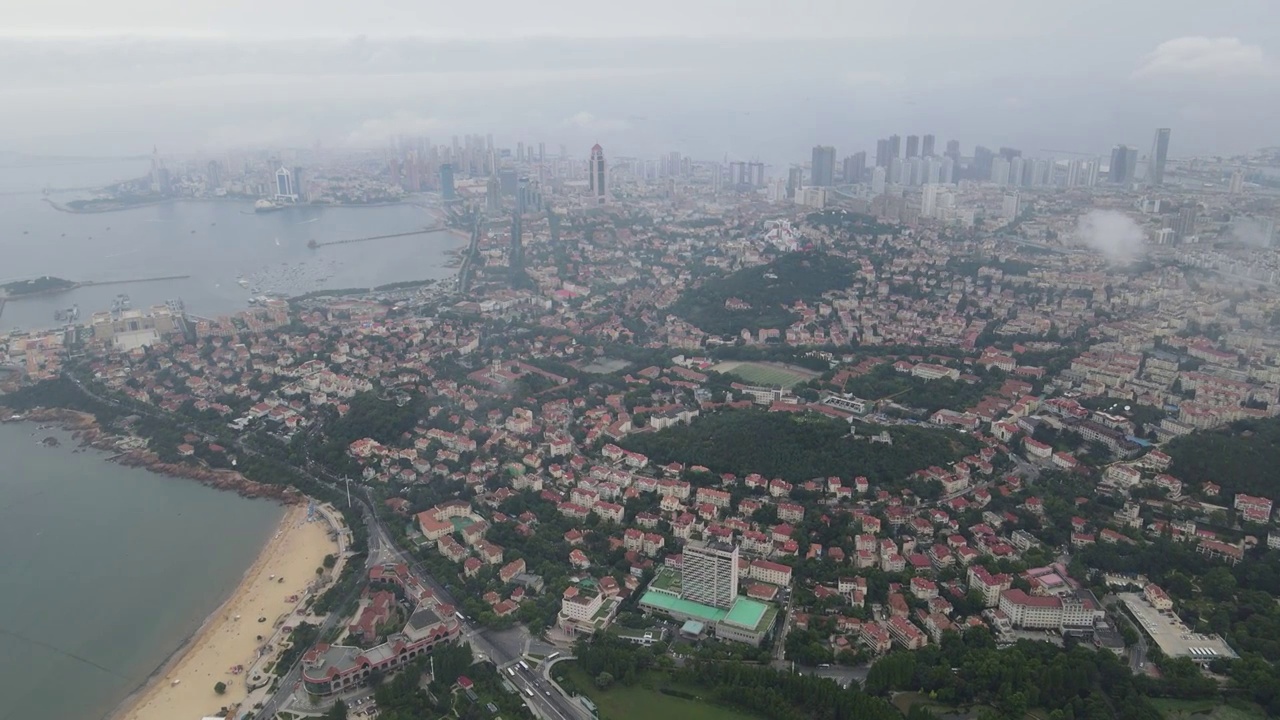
[307,225,448,249]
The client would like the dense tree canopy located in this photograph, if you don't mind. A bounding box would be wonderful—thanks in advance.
[1166,416,1280,500]
[620,409,979,485]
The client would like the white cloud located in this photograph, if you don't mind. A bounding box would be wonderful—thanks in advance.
[1133,36,1276,80]
[345,111,443,147]
[562,111,630,132]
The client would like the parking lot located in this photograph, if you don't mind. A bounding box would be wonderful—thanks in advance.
[1118,592,1237,661]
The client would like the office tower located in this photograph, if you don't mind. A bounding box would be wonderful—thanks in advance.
[439,163,457,201]
[990,157,1010,186]
[1175,205,1198,239]
[1109,145,1136,184]
[681,540,739,609]
[516,141,525,163]
[293,166,306,200]
[275,166,293,199]
[1086,158,1100,187]
[1148,128,1171,186]
[1230,169,1244,194]
[206,160,222,189]
[906,135,920,158]
[538,142,546,163]
[922,183,941,218]
[871,166,887,195]
[1002,193,1020,219]
[786,166,804,199]
[875,139,891,168]
[999,147,1021,161]
[667,151,683,177]
[922,134,936,158]
[888,135,901,162]
[842,152,866,183]
[973,146,994,180]
[750,162,765,187]
[945,139,960,161]
[485,175,501,214]
[811,145,836,186]
[588,144,607,203]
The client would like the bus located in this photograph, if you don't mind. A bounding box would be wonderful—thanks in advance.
[455,611,466,622]
[547,652,561,661]
[524,687,535,698]
[507,668,516,677]
[518,660,530,671]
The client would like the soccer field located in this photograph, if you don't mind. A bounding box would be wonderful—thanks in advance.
[711,361,817,388]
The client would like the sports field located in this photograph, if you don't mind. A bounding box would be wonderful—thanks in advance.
[562,668,761,720]
[1149,699,1266,720]
[710,360,819,388]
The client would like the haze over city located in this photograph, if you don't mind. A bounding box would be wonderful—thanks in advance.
[1,0,1278,159]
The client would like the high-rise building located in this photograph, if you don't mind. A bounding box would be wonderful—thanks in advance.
[516,141,525,163]
[871,166,887,195]
[999,147,1022,161]
[439,163,457,201]
[940,157,955,184]
[206,160,222,190]
[786,166,804,199]
[889,157,904,185]
[922,134,936,158]
[1230,169,1245,194]
[842,152,866,183]
[588,144,607,203]
[485,175,501,214]
[1148,128,1171,186]
[921,183,942,218]
[991,157,1010,186]
[905,135,920,158]
[275,166,294,199]
[1109,145,1137,184]
[1002,193,1021,220]
[811,145,836,187]
[973,146,994,180]
[538,142,546,163]
[749,162,765,187]
[1009,157,1025,188]
[888,135,901,162]
[945,139,960,161]
[1175,205,1198,239]
[875,139,891,168]
[681,540,739,609]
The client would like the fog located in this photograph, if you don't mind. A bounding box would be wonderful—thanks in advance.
[1074,210,1148,264]
[0,1,1278,161]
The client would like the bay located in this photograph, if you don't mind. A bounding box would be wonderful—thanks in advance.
[0,421,284,720]
[0,158,463,332]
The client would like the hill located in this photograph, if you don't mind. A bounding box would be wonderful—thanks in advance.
[620,409,979,486]
[1166,417,1280,501]
[672,251,855,336]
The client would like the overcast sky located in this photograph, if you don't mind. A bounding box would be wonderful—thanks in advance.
[2,0,1277,163]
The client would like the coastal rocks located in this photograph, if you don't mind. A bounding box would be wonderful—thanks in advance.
[40,436,59,447]
[114,450,301,503]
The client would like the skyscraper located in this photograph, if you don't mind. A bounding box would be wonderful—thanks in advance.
[871,166,887,195]
[945,139,960,161]
[485,175,501,214]
[811,145,836,187]
[749,162,765,187]
[1148,128,1171,186]
[973,146,994,180]
[439,163,457,201]
[875,139,891,168]
[905,135,920,158]
[922,134,936,158]
[588,144,607,203]
[842,152,866,183]
[681,540,739,609]
[1110,145,1136,184]
[206,160,222,190]
[1175,204,1198,239]
[991,157,1010,186]
[922,183,941,218]
[888,135,901,162]
[786,166,804,199]
[275,166,294,199]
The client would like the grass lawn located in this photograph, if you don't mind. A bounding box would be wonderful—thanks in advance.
[1149,698,1267,720]
[711,361,818,389]
[562,667,762,720]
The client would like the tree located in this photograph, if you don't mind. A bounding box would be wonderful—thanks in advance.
[325,699,348,720]
[213,681,227,695]
[594,672,615,690]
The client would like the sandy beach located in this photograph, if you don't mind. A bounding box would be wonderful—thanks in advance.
[113,503,338,720]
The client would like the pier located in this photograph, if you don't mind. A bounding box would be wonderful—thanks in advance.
[307,225,447,249]
[79,275,191,289]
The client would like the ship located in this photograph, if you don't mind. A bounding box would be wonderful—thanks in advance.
[254,199,284,213]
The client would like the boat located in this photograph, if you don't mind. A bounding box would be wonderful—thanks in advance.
[254,199,284,213]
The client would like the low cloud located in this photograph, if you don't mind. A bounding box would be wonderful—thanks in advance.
[1133,36,1276,80]
[1230,216,1277,247]
[563,111,630,133]
[345,111,444,147]
[1074,210,1146,263]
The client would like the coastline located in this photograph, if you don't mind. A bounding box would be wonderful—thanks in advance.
[106,503,337,720]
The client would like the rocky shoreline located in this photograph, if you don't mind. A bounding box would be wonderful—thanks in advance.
[0,405,301,503]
